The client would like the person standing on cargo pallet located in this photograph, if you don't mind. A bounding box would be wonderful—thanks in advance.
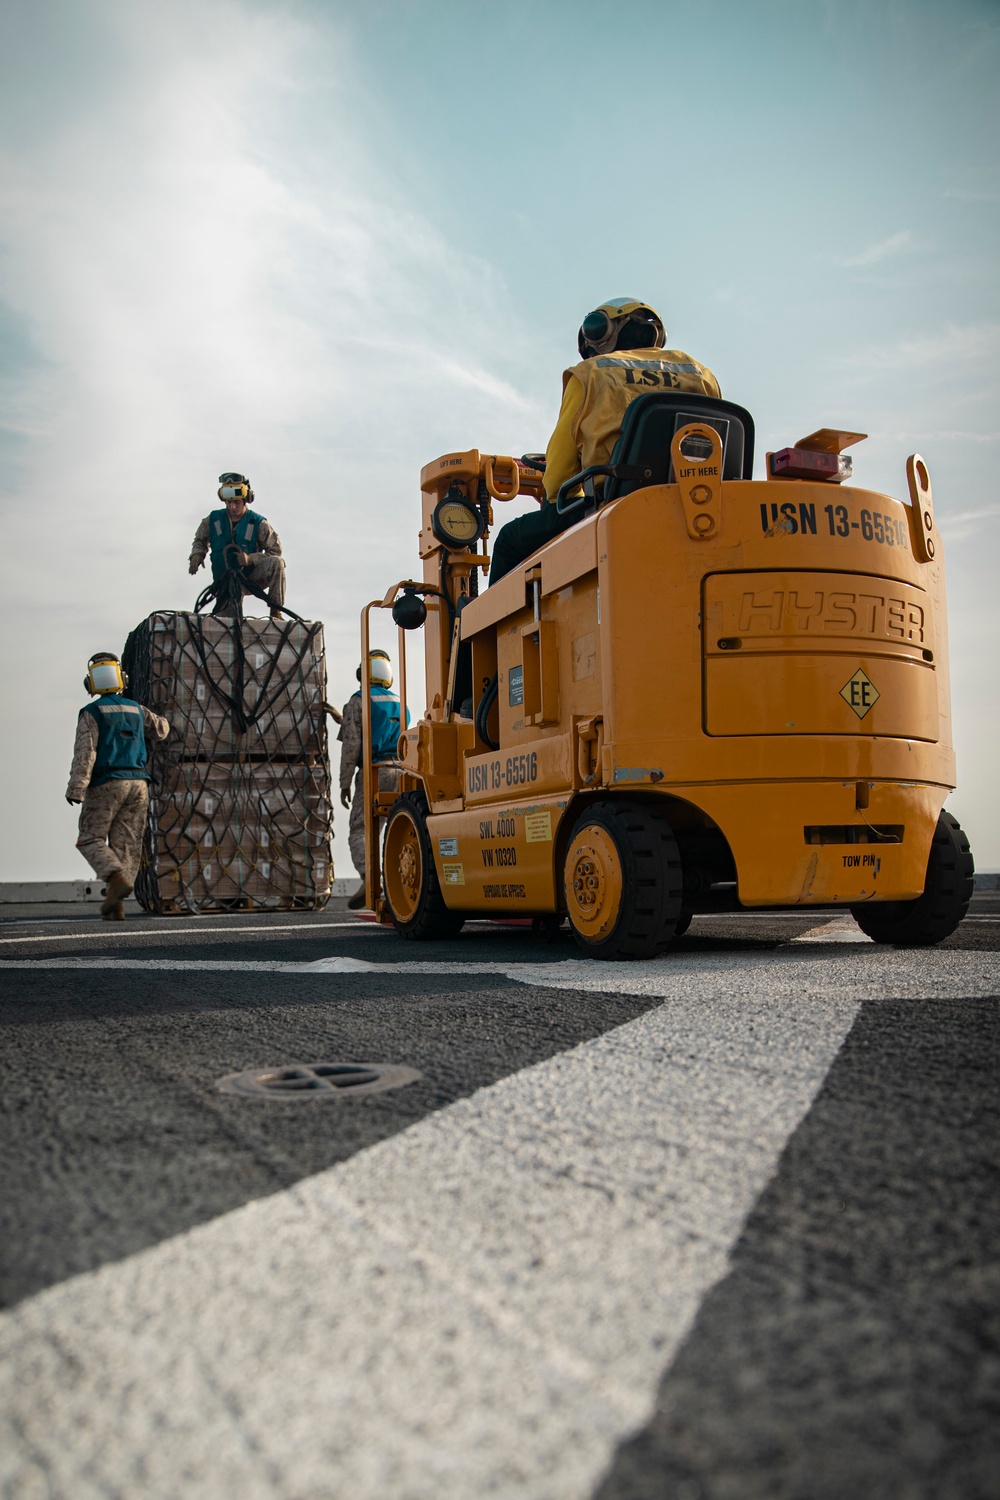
[339,650,409,911]
[188,472,286,619]
[65,653,171,920]
[489,299,721,582]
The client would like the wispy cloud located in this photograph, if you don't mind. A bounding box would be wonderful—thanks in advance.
[829,320,1000,377]
[0,0,545,879]
[942,505,1000,526]
[836,230,915,269]
[0,2,543,560]
[939,504,1000,540]
[944,188,1000,203]
[710,286,766,325]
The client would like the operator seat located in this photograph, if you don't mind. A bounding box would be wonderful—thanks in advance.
[556,391,756,515]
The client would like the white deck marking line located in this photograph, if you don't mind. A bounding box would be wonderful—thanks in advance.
[1,952,997,1498]
[3,912,990,943]
[2,958,395,972]
[0,920,386,946]
[0,986,857,1498]
[2,950,997,996]
[0,912,377,924]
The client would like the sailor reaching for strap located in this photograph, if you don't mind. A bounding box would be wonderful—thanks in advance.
[189,471,286,619]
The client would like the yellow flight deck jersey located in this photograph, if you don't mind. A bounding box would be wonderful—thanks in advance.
[543,348,721,502]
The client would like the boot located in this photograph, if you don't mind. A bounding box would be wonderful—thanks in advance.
[347,886,367,910]
[270,609,284,622]
[101,901,126,921]
[100,869,133,916]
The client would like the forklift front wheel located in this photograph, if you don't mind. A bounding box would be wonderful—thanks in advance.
[850,809,974,946]
[562,801,683,959]
[383,792,465,941]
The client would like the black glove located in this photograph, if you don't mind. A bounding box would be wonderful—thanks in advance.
[65,794,82,805]
[340,787,351,810]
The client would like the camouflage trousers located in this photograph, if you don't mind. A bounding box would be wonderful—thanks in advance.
[214,555,285,614]
[76,780,149,884]
[348,766,399,878]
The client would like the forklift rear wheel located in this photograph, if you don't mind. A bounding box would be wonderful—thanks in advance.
[563,801,683,959]
[850,810,974,946]
[383,792,465,940]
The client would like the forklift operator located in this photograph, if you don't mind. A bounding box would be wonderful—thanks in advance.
[489,299,721,583]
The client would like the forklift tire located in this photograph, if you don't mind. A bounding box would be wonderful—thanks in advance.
[850,811,974,946]
[563,800,683,959]
[383,792,465,941]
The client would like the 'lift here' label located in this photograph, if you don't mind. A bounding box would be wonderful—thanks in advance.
[760,501,910,549]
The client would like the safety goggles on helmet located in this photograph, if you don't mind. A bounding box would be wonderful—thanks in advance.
[85,653,125,695]
[218,472,252,503]
[578,299,665,359]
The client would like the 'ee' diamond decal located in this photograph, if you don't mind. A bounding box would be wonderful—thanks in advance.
[840,669,880,719]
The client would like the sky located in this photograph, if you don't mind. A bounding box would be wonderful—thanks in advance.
[1,0,998,881]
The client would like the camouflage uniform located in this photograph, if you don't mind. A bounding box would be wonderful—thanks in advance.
[189,515,286,607]
[338,694,398,877]
[67,707,170,883]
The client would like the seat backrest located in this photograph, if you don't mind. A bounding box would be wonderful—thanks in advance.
[604,392,755,501]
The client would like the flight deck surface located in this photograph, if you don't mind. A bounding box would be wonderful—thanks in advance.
[2,895,998,1498]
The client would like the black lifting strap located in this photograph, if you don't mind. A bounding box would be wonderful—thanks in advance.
[193,560,306,623]
[192,565,312,736]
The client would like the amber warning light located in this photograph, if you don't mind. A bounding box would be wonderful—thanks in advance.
[769,447,853,483]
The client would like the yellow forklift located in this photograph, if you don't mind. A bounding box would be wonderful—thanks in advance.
[359,391,974,957]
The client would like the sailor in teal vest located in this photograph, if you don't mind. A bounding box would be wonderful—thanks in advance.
[66,653,170,920]
[338,650,410,909]
[188,472,286,619]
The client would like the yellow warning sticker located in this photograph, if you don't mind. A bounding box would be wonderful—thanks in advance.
[839,669,880,719]
[442,862,465,886]
[524,811,553,843]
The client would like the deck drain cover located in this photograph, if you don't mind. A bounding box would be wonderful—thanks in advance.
[216,1062,421,1099]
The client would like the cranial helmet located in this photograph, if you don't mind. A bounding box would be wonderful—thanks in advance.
[578,298,665,360]
[357,649,393,688]
[218,471,253,503]
[85,652,127,695]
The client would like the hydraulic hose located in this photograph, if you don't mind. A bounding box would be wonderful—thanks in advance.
[475,673,500,752]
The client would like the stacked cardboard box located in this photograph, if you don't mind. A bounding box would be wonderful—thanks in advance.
[123,612,333,914]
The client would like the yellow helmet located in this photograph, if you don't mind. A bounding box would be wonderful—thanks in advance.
[357,649,393,688]
[218,471,253,503]
[578,298,665,359]
[84,652,126,695]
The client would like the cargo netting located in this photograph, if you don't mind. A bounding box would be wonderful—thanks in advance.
[123,612,333,913]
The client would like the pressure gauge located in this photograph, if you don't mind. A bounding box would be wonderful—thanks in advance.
[431,491,485,549]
